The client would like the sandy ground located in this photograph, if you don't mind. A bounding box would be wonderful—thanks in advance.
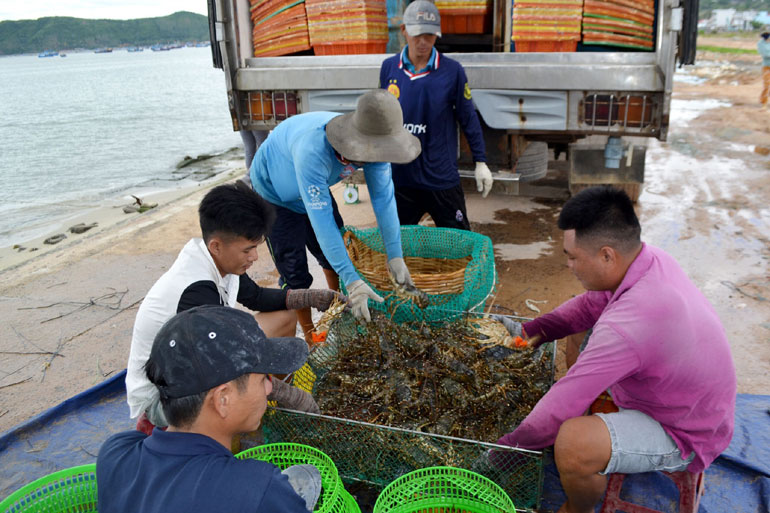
[0,36,768,434]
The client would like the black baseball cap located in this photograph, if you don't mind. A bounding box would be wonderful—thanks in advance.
[148,305,308,399]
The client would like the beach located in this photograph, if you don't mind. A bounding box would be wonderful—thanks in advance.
[1,34,768,434]
[0,148,245,272]
[0,47,241,250]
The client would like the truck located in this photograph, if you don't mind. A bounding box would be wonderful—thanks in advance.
[206,0,699,201]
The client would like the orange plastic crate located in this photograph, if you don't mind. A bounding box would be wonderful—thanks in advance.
[440,13,492,34]
[313,40,386,55]
[515,39,578,51]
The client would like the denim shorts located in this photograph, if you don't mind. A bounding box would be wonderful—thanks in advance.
[595,408,694,475]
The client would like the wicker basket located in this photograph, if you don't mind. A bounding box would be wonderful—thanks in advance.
[342,230,470,295]
[339,225,496,323]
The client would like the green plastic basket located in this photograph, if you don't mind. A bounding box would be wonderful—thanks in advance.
[340,225,497,323]
[373,466,516,513]
[236,443,345,513]
[0,464,97,513]
[341,489,361,513]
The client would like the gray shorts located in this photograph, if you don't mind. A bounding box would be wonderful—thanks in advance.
[595,408,694,475]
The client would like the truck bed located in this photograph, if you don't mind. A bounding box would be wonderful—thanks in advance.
[239,52,666,91]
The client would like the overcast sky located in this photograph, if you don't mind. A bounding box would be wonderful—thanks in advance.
[0,1,209,22]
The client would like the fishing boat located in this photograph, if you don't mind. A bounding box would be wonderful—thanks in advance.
[37,50,58,58]
[94,47,113,53]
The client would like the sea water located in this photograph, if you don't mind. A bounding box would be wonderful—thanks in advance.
[0,47,242,248]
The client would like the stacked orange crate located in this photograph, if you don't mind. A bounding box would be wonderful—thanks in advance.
[512,0,583,52]
[582,0,654,49]
[251,0,312,57]
[435,0,493,34]
[305,0,388,55]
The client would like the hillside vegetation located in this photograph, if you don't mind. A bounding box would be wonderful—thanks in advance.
[0,11,208,55]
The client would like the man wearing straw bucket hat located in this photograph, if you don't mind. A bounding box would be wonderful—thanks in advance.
[249,89,422,329]
[98,306,321,512]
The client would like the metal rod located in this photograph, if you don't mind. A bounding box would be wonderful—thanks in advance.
[269,406,544,455]
[622,95,630,128]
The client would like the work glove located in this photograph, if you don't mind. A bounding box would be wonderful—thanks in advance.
[145,396,169,429]
[268,378,321,414]
[491,314,524,338]
[474,162,493,198]
[285,288,345,311]
[491,314,545,349]
[387,257,415,288]
[347,279,383,322]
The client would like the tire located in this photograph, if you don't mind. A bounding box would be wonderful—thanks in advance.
[515,141,549,182]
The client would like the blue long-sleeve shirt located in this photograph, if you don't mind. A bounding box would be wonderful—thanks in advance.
[379,48,486,190]
[249,111,403,286]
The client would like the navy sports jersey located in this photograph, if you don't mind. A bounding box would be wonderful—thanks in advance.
[380,48,486,190]
[97,429,310,513]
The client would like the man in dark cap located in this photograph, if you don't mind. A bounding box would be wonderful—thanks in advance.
[98,306,321,513]
[249,89,422,333]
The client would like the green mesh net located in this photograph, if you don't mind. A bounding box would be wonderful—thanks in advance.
[266,311,554,511]
[261,410,543,511]
[338,225,497,323]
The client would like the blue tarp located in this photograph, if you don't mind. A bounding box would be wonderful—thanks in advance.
[0,371,133,496]
[1,373,768,512]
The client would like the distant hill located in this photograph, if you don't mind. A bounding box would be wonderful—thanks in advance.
[0,11,209,55]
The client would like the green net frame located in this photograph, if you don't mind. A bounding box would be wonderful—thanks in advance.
[0,464,97,513]
[269,311,554,511]
[338,225,497,323]
[373,466,516,513]
[261,409,543,511]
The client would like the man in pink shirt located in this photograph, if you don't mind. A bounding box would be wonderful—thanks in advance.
[497,186,736,513]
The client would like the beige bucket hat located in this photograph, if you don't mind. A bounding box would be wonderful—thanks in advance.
[326,89,421,164]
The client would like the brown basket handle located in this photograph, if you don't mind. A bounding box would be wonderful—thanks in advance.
[342,230,359,261]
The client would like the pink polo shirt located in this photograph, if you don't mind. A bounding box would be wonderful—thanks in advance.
[498,243,736,473]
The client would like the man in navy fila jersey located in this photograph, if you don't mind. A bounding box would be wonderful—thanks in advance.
[379,0,492,230]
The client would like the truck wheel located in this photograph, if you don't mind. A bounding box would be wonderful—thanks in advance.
[516,142,549,182]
